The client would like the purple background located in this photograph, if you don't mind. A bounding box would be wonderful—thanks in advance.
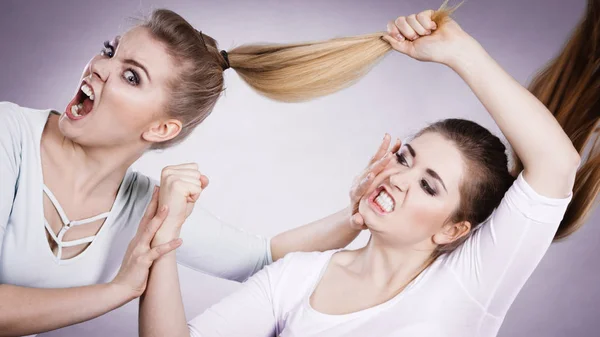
[1,0,598,336]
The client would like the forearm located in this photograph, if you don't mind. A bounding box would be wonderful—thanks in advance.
[447,39,580,177]
[0,283,133,337]
[139,251,189,337]
[270,206,359,261]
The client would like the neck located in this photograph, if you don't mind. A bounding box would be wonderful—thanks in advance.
[350,233,435,289]
[42,113,147,198]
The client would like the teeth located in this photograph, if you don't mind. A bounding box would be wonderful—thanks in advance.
[71,103,84,117]
[80,84,95,101]
[374,190,395,212]
[71,104,80,117]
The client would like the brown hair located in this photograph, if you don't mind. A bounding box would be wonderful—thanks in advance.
[427,0,600,255]
[140,2,457,148]
[416,119,516,255]
[513,0,600,240]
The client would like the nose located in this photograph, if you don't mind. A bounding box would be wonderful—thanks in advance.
[389,171,411,192]
[89,56,110,82]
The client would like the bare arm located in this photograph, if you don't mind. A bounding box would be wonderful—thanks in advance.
[0,283,133,337]
[140,166,205,337]
[139,249,189,337]
[447,39,580,196]
[384,12,580,197]
[270,206,358,261]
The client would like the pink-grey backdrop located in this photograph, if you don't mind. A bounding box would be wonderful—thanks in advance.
[1,0,598,336]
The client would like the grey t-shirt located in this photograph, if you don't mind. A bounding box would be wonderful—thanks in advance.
[0,102,272,289]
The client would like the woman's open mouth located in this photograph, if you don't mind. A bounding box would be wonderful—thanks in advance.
[65,81,95,120]
[368,185,396,215]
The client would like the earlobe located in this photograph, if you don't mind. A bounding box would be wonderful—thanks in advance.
[433,221,472,245]
[142,119,182,145]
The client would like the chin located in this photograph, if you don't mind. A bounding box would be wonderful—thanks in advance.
[57,115,82,139]
[360,209,385,232]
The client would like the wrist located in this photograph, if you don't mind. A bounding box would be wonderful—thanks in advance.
[106,281,138,303]
[441,35,486,70]
[152,225,182,247]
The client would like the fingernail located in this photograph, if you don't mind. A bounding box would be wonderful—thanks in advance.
[384,133,389,139]
[426,30,431,35]
[432,23,437,29]
[395,34,404,41]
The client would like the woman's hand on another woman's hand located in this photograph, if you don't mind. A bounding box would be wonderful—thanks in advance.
[154,163,209,244]
[111,187,182,300]
[349,134,401,229]
[383,8,480,67]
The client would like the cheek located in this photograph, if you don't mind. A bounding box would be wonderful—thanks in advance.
[362,192,451,241]
[401,194,452,233]
[100,82,162,130]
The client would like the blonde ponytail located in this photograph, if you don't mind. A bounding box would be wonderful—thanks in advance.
[226,1,459,102]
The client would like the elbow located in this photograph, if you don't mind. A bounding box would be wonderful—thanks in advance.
[562,149,581,176]
[537,147,581,177]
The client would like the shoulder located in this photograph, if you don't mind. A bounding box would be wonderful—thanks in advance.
[0,102,25,137]
[265,250,338,285]
[0,102,51,168]
[502,170,572,224]
[0,102,53,152]
[278,250,338,269]
[0,101,52,132]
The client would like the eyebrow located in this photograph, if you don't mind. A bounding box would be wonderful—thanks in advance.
[124,59,151,81]
[426,168,448,193]
[405,144,448,193]
[405,144,416,157]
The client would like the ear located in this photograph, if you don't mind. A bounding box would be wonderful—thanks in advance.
[142,119,182,145]
[432,221,472,246]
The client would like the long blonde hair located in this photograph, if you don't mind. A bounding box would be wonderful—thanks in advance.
[227,1,457,102]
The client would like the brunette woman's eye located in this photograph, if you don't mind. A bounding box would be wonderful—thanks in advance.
[421,179,437,196]
[396,152,409,166]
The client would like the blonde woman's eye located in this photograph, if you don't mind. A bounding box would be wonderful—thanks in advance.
[123,69,140,86]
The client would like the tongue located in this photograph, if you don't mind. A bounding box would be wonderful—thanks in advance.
[81,98,94,116]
